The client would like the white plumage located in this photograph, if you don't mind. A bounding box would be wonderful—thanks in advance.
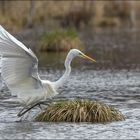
[0,25,96,108]
[0,25,47,105]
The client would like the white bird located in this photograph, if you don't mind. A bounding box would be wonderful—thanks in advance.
[0,25,96,110]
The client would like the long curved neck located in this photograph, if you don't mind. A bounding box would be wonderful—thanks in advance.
[54,52,73,89]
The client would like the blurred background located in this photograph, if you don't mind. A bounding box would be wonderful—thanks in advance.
[1,2,140,139]
[0,0,140,70]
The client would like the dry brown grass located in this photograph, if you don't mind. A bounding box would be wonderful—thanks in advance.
[1,1,139,31]
[35,99,125,123]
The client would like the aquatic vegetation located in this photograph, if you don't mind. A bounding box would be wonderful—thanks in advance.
[35,99,125,123]
[38,28,83,52]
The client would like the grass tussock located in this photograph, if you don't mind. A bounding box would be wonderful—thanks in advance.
[38,28,83,52]
[35,99,125,123]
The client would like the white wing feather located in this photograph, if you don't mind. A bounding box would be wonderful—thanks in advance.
[0,25,45,105]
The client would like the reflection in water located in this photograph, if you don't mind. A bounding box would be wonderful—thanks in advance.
[36,51,90,70]
[36,52,66,68]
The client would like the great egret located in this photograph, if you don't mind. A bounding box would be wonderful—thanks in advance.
[0,25,96,109]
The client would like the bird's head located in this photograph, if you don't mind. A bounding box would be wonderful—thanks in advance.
[69,49,96,62]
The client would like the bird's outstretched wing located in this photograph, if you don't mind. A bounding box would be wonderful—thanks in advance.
[0,25,45,103]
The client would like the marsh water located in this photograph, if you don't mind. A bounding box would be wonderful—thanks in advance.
[0,28,140,139]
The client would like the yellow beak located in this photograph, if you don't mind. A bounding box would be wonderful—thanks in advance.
[80,53,96,62]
